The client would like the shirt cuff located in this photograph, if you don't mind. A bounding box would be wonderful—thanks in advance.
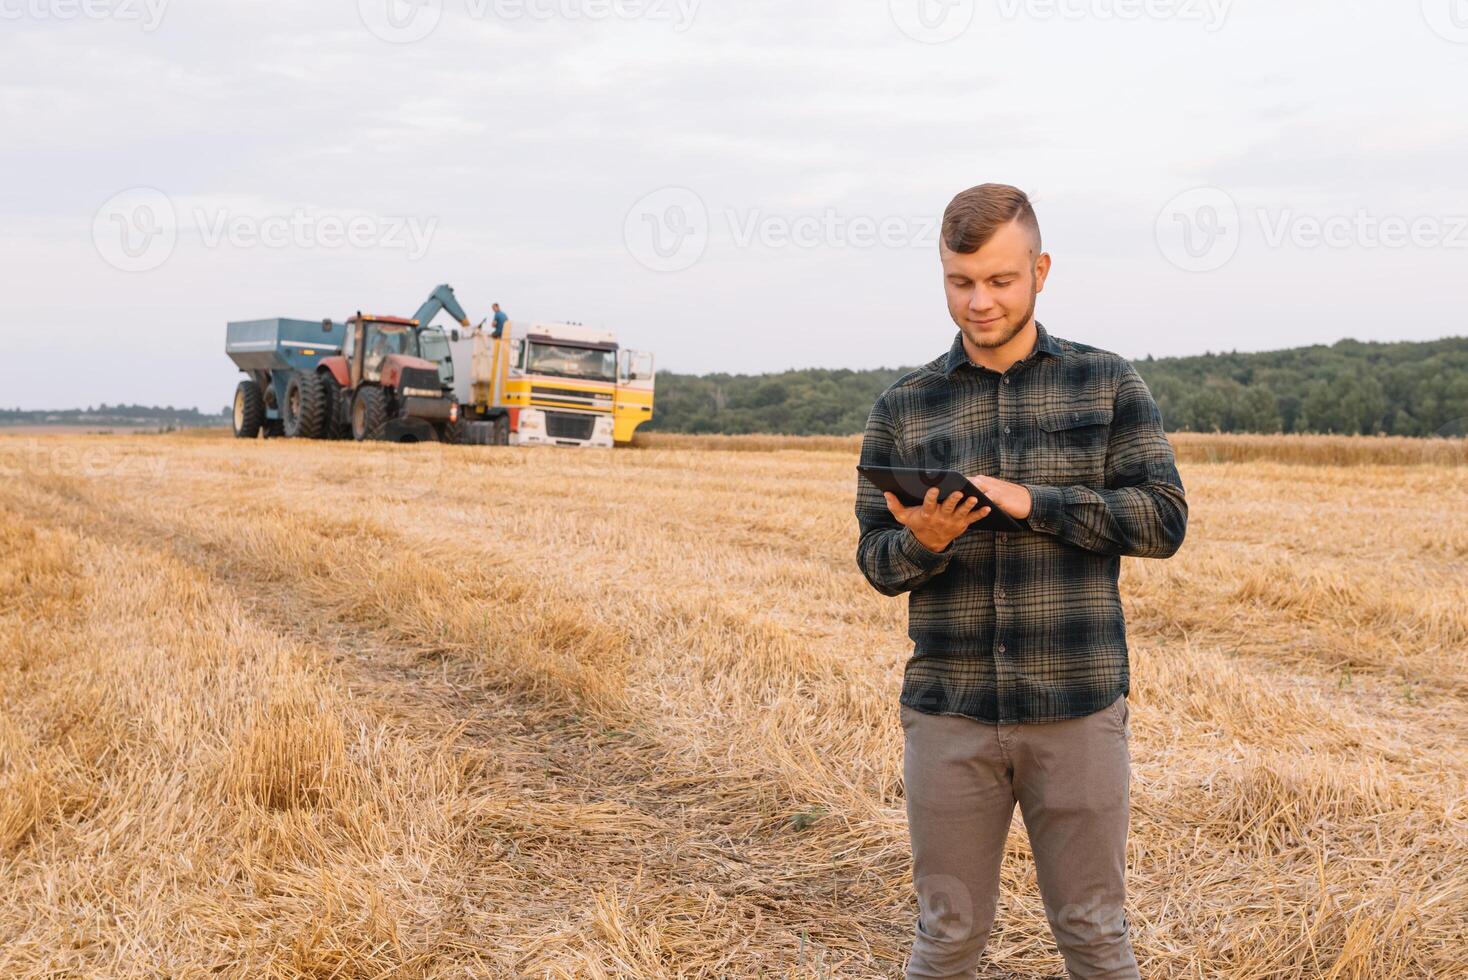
[898,525,954,570]
[1024,484,1066,535]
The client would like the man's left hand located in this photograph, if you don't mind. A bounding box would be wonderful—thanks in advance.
[965,474,1033,520]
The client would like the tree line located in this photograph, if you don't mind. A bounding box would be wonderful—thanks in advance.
[0,404,226,427]
[645,335,1468,438]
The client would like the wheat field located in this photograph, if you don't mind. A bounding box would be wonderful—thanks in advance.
[0,430,1463,978]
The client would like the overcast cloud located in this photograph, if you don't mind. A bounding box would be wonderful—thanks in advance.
[1,0,1465,410]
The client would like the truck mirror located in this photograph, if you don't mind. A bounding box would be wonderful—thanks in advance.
[322,319,333,332]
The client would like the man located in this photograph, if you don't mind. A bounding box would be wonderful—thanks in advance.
[491,302,509,338]
[364,328,392,377]
[855,183,1187,980]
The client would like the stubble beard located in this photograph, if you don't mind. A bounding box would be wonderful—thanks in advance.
[964,286,1037,350]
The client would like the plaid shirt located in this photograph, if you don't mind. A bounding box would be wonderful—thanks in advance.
[855,323,1187,725]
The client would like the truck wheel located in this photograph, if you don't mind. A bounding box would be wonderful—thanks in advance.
[321,372,349,440]
[283,371,329,439]
[492,416,509,445]
[232,380,264,438]
[351,386,389,441]
[457,421,485,445]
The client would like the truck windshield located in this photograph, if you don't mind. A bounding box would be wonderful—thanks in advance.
[527,342,616,383]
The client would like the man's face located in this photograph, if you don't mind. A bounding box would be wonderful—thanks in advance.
[940,219,1050,349]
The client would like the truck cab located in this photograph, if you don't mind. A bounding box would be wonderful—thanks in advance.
[440,321,655,448]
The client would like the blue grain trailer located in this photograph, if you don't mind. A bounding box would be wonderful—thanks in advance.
[226,318,344,438]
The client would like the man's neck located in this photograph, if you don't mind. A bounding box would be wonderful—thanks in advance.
[965,318,1038,374]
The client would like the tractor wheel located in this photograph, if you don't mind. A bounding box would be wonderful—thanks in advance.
[283,371,328,439]
[439,418,464,444]
[320,372,349,440]
[350,386,389,441]
[263,418,286,438]
[232,380,264,438]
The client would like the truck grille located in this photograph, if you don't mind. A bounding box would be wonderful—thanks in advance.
[545,411,595,441]
[532,385,613,407]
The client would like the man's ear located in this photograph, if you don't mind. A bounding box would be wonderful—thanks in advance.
[1033,252,1052,294]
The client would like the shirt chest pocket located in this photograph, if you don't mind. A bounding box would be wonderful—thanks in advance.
[1033,406,1112,486]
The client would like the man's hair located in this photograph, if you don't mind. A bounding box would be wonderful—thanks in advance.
[941,183,1041,254]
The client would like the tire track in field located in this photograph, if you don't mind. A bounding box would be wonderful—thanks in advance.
[6,470,914,979]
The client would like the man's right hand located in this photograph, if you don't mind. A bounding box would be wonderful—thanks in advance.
[882,488,992,554]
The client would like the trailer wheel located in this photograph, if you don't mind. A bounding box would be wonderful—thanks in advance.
[232,381,264,438]
[283,371,329,439]
[320,372,349,440]
[351,386,389,441]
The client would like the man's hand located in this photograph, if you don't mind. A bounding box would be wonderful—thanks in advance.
[883,487,992,554]
[965,474,1033,520]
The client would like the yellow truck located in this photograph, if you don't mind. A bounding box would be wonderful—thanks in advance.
[434,320,655,447]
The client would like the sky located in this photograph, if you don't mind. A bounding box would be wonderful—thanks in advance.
[2,0,1466,411]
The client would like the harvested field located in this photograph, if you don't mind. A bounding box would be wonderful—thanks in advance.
[0,431,1463,978]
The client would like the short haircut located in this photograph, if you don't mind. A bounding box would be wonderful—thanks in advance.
[941,183,1042,255]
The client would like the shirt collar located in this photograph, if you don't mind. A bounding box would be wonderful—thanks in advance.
[943,321,1062,377]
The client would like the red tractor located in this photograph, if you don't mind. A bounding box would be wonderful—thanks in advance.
[281,313,460,442]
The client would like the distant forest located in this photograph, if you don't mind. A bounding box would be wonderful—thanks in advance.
[646,336,1468,438]
[0,404,226,428]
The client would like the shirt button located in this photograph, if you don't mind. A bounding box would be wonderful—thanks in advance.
[1004,425,1011,435]
[998,644,1007,654]
[1003,377,1011,385]
[997,534,1007,544]
[997,589,1006,599]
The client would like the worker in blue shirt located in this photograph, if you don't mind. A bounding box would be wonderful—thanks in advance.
[491,303,509,338]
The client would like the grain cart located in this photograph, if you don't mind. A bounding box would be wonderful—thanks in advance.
[227,314,460,442]
[435,320,655,447]
[227,318,344,439]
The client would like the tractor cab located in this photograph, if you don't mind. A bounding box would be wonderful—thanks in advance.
[343,314,429,386]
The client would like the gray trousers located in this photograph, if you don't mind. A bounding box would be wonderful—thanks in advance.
[900,694,1139,980]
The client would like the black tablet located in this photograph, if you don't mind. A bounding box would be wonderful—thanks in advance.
[857,465,1024,532]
